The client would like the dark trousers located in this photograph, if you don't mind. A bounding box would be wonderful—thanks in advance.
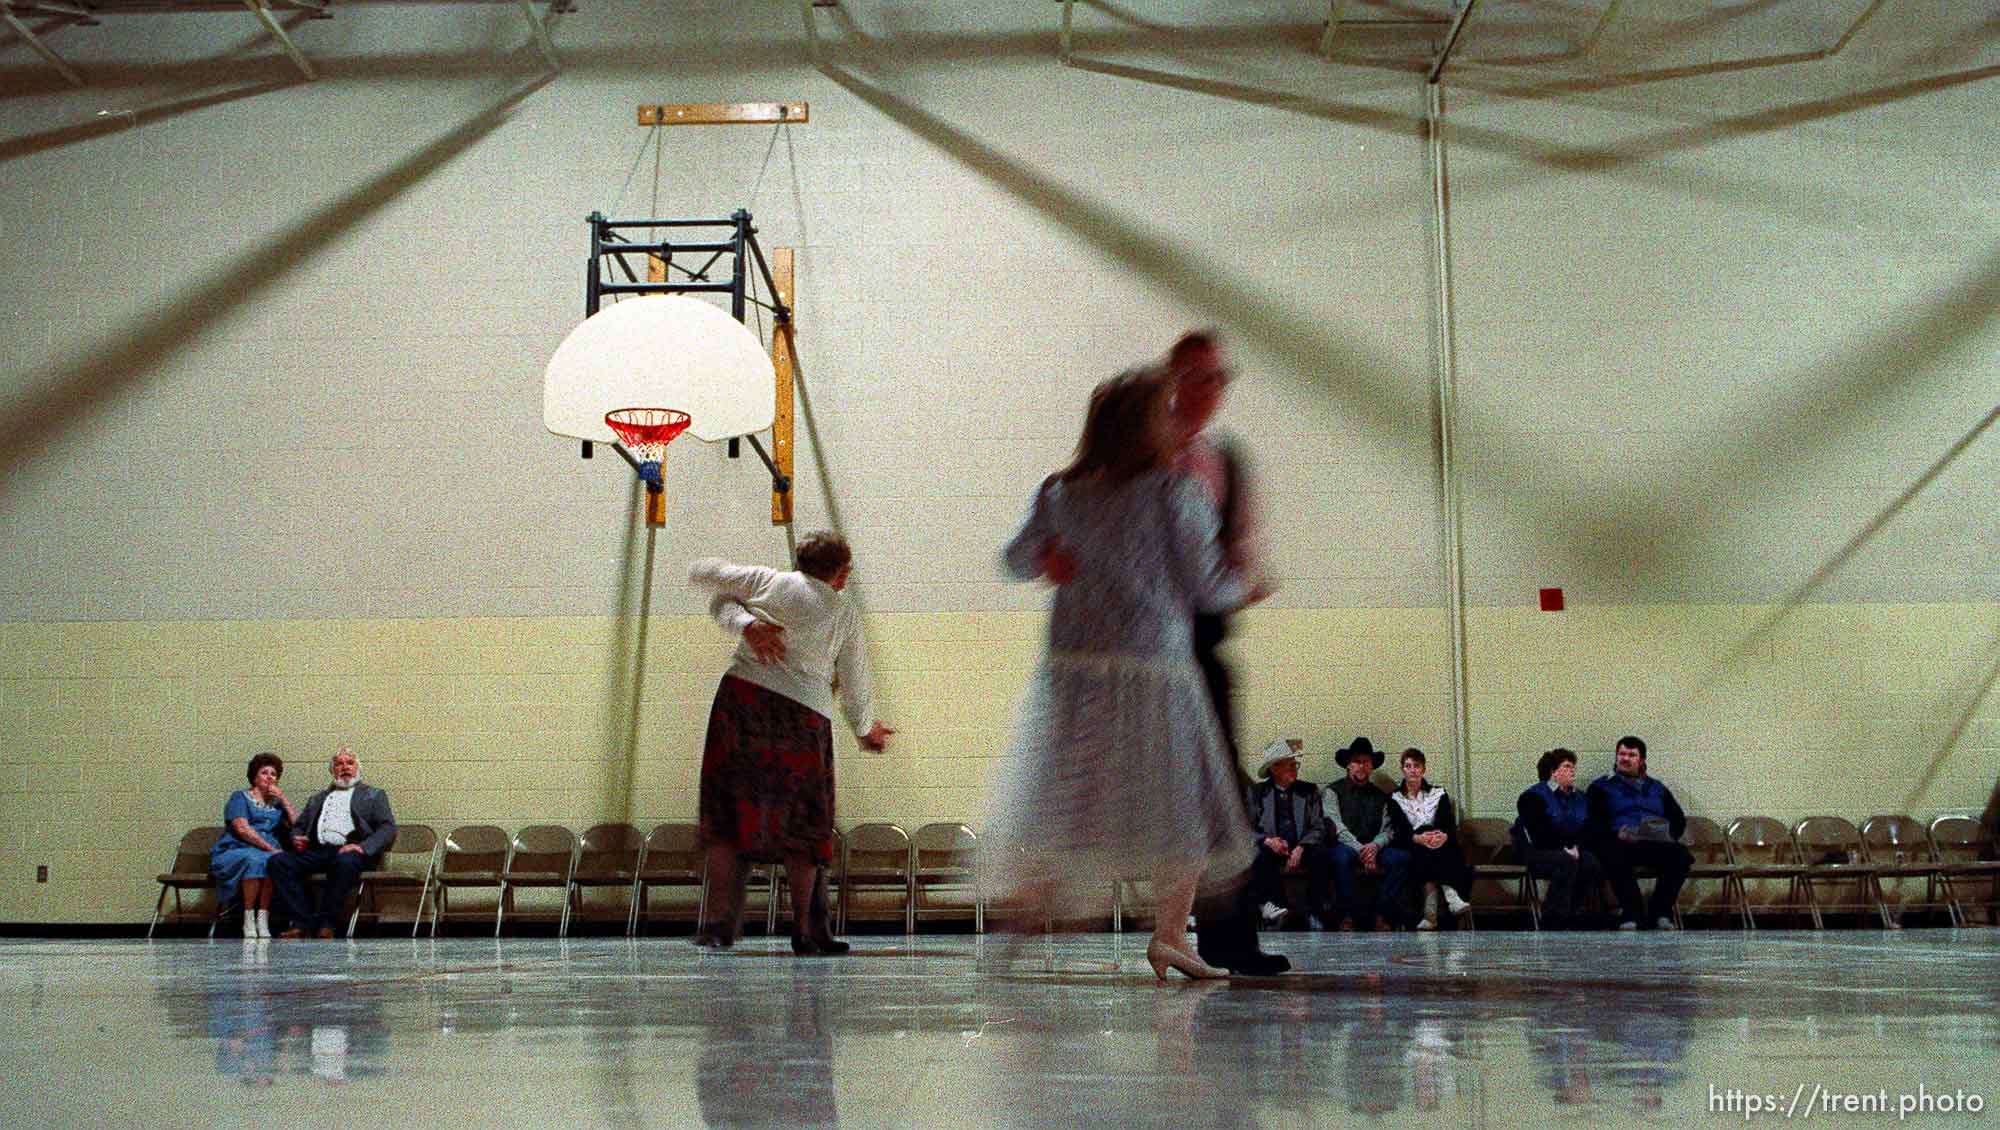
[1192,859,1263,967]
[1189,611,1275,969]
[1403,843,1474,925]
[1192,613,1237,762]
[1328,844,1412,925]
[1525,847,1604,925]
[1246,845,1337,923]
[268,845,368,933]
[1598,840,1693,926]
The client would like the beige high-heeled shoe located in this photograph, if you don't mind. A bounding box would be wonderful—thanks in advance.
[1146,938,1227,981]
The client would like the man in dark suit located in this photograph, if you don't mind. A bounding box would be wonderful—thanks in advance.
[269,746,397,939]
[1169,331,1288,975]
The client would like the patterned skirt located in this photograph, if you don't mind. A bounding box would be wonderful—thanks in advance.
[697,674,836,864]
[979,649,1258,919]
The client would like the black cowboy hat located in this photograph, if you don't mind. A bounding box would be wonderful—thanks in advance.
[1334,736,1383,770]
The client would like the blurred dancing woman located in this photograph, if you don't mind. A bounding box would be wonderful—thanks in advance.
[986,368,1261,981]
[689,533,895,955]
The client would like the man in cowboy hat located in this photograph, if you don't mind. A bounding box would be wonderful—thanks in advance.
[1243,738,1336,929]
[1323,736,1411,931]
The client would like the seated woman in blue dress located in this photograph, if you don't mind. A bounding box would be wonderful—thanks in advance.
[210,752,298,938]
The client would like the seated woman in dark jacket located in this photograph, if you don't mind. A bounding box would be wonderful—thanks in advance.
[1513,748,1604,928]
[1385,748,1473,929]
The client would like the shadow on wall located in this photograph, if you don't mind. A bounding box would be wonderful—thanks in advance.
[1715,403,2000,673]
[809,46,2000,594]
[0,69,555,480]
[605,475,659,824]
[809,53,1436,466]
[1580,248,2000,588]
[0,79,293,165]
[1906,634,2000,818]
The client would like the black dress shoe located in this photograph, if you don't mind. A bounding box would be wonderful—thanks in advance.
[812,934,852,955]
[791,931,823,956]
[1207,949,1291,976]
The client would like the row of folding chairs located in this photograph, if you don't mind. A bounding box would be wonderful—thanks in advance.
[1455,814,2000,930]
[151,820,986,938]
[149,812,2000,937]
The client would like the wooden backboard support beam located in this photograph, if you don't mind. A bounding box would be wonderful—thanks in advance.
[638,102,809,126]
[769,248,796,525]
[649,246,796,525]
[632,102,803,524]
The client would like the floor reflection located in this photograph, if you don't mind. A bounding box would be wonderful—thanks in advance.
[0,931,1991,1126]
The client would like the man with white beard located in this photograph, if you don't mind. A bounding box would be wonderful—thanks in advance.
[269,746,398,939]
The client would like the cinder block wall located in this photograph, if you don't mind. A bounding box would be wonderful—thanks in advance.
[1,2,1993,922]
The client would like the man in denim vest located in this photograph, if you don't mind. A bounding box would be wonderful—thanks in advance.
[1323,737,1410,931]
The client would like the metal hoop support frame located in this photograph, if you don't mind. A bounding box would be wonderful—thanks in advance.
[582,210,794,503]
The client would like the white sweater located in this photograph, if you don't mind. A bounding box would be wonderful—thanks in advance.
[687,558,876,736]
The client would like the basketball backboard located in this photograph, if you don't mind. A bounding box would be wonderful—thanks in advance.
[543,294,775,445]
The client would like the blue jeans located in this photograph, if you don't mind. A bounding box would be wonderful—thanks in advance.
[1329,844,1411,925]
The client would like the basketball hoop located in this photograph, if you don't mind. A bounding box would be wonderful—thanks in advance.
[604,408,691,527]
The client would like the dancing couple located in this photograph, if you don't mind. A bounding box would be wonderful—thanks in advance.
[984,332,1289,980]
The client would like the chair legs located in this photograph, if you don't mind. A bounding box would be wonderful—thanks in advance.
[148,886,169,941]
[347,880,368,939]
[765,866,783,936]
[414,876,432,939]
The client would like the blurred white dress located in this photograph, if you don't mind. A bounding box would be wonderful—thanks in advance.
[983,468,1258,917]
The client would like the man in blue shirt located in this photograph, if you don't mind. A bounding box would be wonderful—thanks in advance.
[1585,736,1693,930]
[1514,748,1604,929]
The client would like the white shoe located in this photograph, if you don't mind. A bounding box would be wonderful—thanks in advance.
[241,913,257,939]
[1442,888,1471,915]
[1259,902,1289,925]
[1617,920,1639,931]
[254,910,271,939]
[1415,916,1435,931]
[1655,916,1678,931]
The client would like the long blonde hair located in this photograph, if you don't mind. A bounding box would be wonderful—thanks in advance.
[1057,367,1172,486]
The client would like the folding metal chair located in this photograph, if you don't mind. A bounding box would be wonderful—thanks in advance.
[347,824,438,938]
[499,825,579,936]
[150,826,224,939]
[430,825,509,937]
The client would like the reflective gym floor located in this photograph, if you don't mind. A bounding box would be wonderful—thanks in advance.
[4,931,1996,1128]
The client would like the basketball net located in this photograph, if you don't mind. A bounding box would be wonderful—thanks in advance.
[604,408,691,527]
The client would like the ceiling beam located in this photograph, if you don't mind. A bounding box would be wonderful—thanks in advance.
[242,0,316,79]
[518,0,557,69]
[1427,0,1480,84]
[0,1,85,85]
